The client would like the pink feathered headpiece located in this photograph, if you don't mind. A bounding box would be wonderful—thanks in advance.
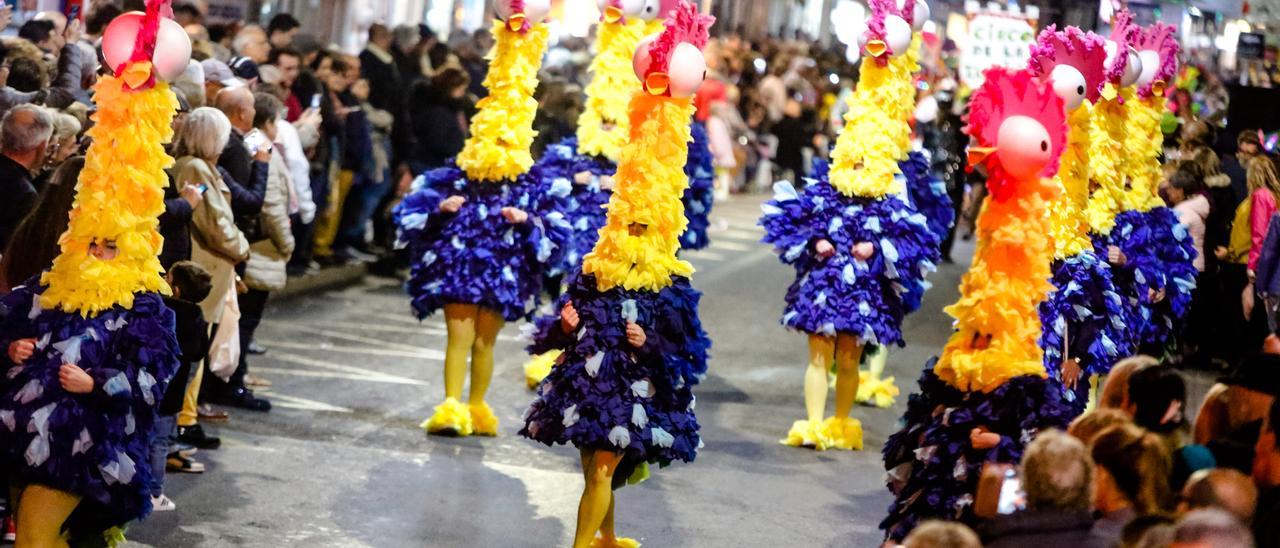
[643,0,712,78]
[1105,10,1140,83]
[1134,23,1179,98]
[1027,25,1108,103]
[965,67,1068,200]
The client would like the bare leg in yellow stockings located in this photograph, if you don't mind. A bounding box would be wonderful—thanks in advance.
[574,449,624,548]
[825,334,865,450]
[423,303,479,435]
[467,307,504,435]
[14,484,80,548]
[782,335,835,448]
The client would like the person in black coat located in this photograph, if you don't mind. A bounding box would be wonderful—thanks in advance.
[0,105,52,251]
[406,68,470,175]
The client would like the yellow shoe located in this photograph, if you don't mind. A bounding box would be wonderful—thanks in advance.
[820,416,864,451]
[855,370,901,408]
[780,419,831,450]
[591,536,641,548]
[523,349,562,390]
[469,401,499,436]
[421,398,473,436]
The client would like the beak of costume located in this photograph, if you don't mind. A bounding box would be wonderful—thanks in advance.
[966,147,996,169]
[645,72,670,96]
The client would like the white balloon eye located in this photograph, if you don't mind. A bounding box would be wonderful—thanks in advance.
[523,0,552,24]
[996,115,1053,180]
[883,15,913,57]
[1050,64,1087,110]
[596,0,610,12]
[667,42,706,98]
[637,0,663,20]
[632,34,659,81]
[910,1,930,31]
[1122,49,1143,87]
[1136,50,1160,86]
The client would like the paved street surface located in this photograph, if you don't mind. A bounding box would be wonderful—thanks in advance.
[128,195,973,547]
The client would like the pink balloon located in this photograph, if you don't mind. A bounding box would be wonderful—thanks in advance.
[101,11,191,81]
[667,42,705,98]
[996,115,1053,180]
[632,34,658,81]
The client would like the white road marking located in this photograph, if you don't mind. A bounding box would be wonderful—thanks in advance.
[268,352,433,385]
[252,366,431,386]
[268,392,354,413]
[262,321,436,353]
[258,339,443,359]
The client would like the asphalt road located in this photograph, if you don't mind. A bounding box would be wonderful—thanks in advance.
[126,194,974,548]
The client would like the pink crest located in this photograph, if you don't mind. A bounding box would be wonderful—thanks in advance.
[965,67,1067,199]
[1133,23,1179,98]
[1105,10,1140,83]
[644,1,713,77]
[1027,26,1108,103]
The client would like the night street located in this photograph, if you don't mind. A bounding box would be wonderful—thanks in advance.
[125,195,970,547]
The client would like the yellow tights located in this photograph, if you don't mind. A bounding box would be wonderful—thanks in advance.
[804,334,863,423]
[442,303,504,403]
[574,449,623,548]
[9,484,80,548]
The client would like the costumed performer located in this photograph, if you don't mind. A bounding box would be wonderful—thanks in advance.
[1027,24,1132,417]
[0,1,185,544]
[393,0,571,437]
[759,0,941,450]
[519,3,713,547]
[522,0,676,389]
[858,0,951,409]
[880,66,1075,540]
[1095,22,1195,357]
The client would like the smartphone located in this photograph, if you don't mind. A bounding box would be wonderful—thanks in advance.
[310,93,322,109]
[195,183,208,194]
[974,463,1025,518]
[244,129,268,153]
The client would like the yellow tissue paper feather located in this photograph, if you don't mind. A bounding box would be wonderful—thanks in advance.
[1085,86,1131,234]
[576,18,646,161]
[39,74,177,316]
[933,178,1058,392]
[1047,103,1093,256]
[455,20,549,182]
[828,37,919,198]
[1124,94,1166,212]
[581,94,696,292]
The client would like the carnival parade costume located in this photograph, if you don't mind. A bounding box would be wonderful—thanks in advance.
[0,1,183,542]
[1028,25,1132,416]
[520,4,713,546]
[760,0,940,449]
[881,67,1075,540]
[394,0,571,436]
[1092,22,1195,355]
[522,0,669,389]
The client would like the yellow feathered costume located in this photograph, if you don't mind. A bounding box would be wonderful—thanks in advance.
[40,71,177,315]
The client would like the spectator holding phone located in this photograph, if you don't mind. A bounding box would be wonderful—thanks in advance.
[170,106,249,450]
[979,430,1104,547]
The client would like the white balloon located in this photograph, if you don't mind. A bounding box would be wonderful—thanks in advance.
[1136,50,1160,87]
[667,42,706,98]
[619,0,646,17]
[496,0,551,24]
[883,15,912,57]
[632,34,659,81]
[1122,49,1143,87]
[1050,64,1088,111]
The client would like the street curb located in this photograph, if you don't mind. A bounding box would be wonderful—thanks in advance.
[269,263,367,302]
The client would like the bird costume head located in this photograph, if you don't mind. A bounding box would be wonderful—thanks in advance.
[936,66,1067,392]
[576,0,673,161]
[1133,22,1179,100]
[581,0,713,292]
[40,0,188,316]
[454,0,551,182]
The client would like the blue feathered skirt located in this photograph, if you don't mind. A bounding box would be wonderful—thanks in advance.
[0,284,180,535]
[880,364,1074,541]
[680,121,716,251]
[1037,252,1131,415]
[520,273,710,485]
[530,137,615,273]
[759,179,940,345]
[1093,207,1198,349]
[393,163,573,322]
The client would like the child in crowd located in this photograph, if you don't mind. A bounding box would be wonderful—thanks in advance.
[152,262,214,509]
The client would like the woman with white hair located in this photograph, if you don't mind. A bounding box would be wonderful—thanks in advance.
[170,106,249,438]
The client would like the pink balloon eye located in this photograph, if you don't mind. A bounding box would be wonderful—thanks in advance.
[995,115,1052,180]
